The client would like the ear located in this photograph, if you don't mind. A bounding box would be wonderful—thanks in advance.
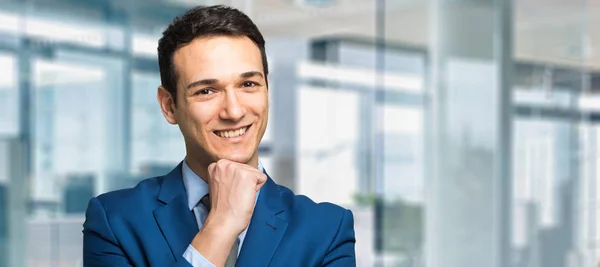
[157,86,178,125]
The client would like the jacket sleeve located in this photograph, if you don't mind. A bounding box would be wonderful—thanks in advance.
[83,197,193,267]
[321,209,357,267]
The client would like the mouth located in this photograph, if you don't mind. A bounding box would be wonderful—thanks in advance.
[213,124,251,139]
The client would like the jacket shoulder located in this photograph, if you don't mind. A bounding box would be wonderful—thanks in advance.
[93,176,164,214]
[275,183,350,221]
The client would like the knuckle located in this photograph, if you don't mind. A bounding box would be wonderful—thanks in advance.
[207,164,216,176]
[216,159,227,170]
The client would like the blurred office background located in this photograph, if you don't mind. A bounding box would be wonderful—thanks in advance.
[0,0,599,266]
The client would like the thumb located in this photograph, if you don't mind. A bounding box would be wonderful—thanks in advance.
[255,174,267,191]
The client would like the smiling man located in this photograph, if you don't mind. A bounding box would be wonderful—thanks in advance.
[82,5,356,267]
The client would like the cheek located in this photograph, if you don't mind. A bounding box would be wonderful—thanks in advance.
[184,103,219,134]
[250,92,269,116]
[257,98,269,133]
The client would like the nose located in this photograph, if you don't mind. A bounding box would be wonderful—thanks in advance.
[219,88,246,121]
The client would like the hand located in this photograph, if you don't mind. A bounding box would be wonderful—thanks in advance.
[190,159,266,266]
[205,159,267,234]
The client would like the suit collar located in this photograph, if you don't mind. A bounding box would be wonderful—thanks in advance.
[154,163,199,261]
[157,162,187,204]
[237,171,289,266]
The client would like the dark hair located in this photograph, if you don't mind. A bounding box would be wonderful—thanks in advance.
[157,5,268,103]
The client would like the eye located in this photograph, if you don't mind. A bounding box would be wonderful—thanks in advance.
[242,81,260,87]
[195,89,213,95]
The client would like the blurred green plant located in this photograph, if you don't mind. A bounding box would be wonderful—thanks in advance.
[352,192,424,266]
[352,192,377,206]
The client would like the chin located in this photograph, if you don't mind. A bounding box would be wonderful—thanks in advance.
[217,152,254,164]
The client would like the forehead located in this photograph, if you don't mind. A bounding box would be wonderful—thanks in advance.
[172,36,263,82]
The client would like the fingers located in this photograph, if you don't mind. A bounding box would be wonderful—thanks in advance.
[210,159,265,180]
[207,159,267,196]
[208,162,217,176]
[214,159,232,179]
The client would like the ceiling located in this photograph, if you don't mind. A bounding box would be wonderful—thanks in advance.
[5,0,600,70]
[241,0,600,70]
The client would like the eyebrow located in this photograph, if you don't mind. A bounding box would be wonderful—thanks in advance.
[240,71,264,79]
[186,71,264,90]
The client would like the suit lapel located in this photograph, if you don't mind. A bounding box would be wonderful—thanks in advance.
[237,174,289,266]
[153,163,199,261]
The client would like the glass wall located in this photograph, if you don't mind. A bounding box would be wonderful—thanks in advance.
[1,0,600,266]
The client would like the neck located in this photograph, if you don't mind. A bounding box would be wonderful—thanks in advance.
[185,157,211,184]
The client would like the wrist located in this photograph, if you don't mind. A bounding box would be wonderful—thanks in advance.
[202,215,237,239]
[204,211,246,235]
[191,218,238,266]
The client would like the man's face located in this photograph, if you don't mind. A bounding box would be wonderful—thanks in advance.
[159,36,268,167]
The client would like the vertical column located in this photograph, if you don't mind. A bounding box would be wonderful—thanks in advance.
[6,139,27,267]
[373,0,385,265]
[104,50,128,193]
[575,77,592,267]
[5,39,34,267]
[268,39,305,190]
[120,4,133,181]
[97,1,131,194]
[426,0,513,267]
[4,41,33,267]
[0,141,8,267]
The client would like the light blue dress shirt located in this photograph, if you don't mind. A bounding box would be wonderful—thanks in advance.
[181,159,263,267]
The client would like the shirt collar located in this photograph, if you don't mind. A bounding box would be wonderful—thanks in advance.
[182,158,265,211]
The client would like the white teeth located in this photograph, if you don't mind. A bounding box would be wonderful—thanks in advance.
[216,126,248,138]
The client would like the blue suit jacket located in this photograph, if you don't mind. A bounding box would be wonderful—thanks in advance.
[83,163,356,267]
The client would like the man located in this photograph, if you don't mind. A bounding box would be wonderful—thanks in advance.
[82,5,356,267]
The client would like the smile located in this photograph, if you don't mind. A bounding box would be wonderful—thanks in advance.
[214,125,251,139]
